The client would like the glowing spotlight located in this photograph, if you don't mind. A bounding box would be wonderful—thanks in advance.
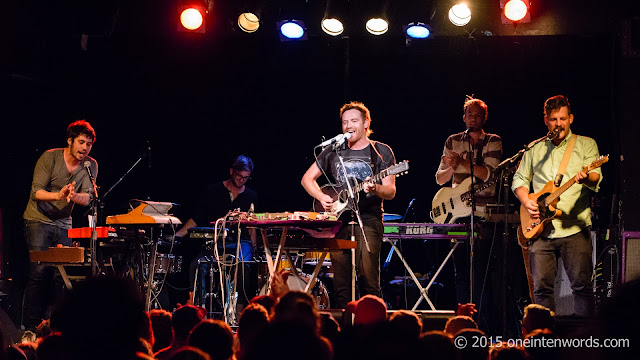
[180,8,204,31]
[277,20,306,41]
[322,18,344,36]
[405,23,430,39]
[238,12,260,33]
[366,18,389,35]
[504,0,528,22]
[448,3,471,27]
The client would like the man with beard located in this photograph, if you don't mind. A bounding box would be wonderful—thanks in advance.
[513,95,602,316]
[301,101,397,309]
[22,120,98,342]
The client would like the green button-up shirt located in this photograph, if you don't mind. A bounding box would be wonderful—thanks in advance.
[512,131,602,238]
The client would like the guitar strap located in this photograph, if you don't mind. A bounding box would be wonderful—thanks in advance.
[553,134,577,190]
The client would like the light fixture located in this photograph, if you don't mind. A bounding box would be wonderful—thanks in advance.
[321,0,347,36]
[366,18,389,35]
[405,23,431,39]
[277,20,307,41]
[177,1,208,33]
[500,0,531,24]
[448,3,471,27]
[238,12,260,33]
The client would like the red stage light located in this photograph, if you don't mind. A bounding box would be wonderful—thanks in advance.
[180,8,204,30]
[504,0,528,22]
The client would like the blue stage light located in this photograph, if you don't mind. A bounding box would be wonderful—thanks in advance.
[280,21,305,39]
[406,23,430,39]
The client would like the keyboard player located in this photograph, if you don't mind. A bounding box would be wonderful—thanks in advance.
[21,120,98,342]
[175,155,258,308]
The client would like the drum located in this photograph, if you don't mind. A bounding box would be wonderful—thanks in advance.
[259,273,330,309]
[303,251,332,267]
[145,252,182,274]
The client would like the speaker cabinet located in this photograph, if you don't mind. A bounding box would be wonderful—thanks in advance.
[622,232,640,283]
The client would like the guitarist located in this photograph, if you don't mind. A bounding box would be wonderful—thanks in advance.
[301,101,396,309]
[512,95,602,317]
[435,96,502,334]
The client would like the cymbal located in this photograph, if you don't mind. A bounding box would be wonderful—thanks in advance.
[383,213,403,221]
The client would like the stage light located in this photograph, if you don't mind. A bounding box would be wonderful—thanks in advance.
[322,18,344,36]
[366,18,389,35]
[500,0,531,24]
[180,8,204,30]
[448,3,471,26]
[504,0,527,21]
[405,23,430,39]
[277,20,307,40]
[321,0,347,36]
[238,12,260,33]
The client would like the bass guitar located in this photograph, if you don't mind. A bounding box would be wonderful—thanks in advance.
[519,155,609,240]
[313,161,409,217]
[430,175,498,224]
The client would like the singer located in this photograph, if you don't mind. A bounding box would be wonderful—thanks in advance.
[21,120,98,342]
[301,101,396,309]
[513,95,602,316]
[434,96,502,334]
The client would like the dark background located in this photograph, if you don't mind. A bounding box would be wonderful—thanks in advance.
[1,0,639,322]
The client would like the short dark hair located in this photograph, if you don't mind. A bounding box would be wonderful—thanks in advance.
[231,155,254,172]
[544,95,572,117]
[66,120,96,143]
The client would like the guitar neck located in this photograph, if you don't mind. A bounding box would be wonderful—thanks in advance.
[460,175,498,200]
[544,177,577,205]
[353,169,389,193]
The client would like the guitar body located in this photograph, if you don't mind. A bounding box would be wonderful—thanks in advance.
[312,183,356,216]
[430,177,474,224]
[519,180,562,240]
[311,160,410,217]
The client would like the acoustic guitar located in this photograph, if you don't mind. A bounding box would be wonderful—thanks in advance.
[313,160,409,217]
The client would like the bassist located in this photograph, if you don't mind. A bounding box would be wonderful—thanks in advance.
[301,101,396,309]
[434,97,502,334]
[512,95,602,316]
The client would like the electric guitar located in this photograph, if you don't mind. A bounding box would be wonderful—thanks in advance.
[430,175,499,224]
[519,155,609,240]
[312,160,409,217]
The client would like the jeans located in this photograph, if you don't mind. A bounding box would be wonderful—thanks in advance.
[529,229,594,316]
[331,218,383,309]
[23,221,72,331]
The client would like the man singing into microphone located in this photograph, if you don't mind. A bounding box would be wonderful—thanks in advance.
[22,120,98,342]
[301,101,396,309]
[435,96,502,333]
[512,95,602,316]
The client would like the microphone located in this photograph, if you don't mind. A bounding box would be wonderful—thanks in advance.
[84,161,95,180]
[463,128,472,139]
[319,132,352,148]
[546,128,561,141]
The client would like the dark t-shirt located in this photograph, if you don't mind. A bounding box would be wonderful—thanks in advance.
[315,141,395,221]
[192,181,258,227]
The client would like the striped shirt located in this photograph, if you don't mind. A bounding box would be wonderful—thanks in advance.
[436,131,503,204]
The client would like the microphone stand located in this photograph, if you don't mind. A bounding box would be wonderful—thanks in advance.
[87,170,100,277]
[467,132,476,304]
[333,142,370,304]
[492,128,558,337]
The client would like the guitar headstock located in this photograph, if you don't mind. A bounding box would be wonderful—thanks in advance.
[587,154,609,171]
[389,160,409,176]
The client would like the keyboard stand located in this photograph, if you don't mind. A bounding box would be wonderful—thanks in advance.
[383,234,465,311]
